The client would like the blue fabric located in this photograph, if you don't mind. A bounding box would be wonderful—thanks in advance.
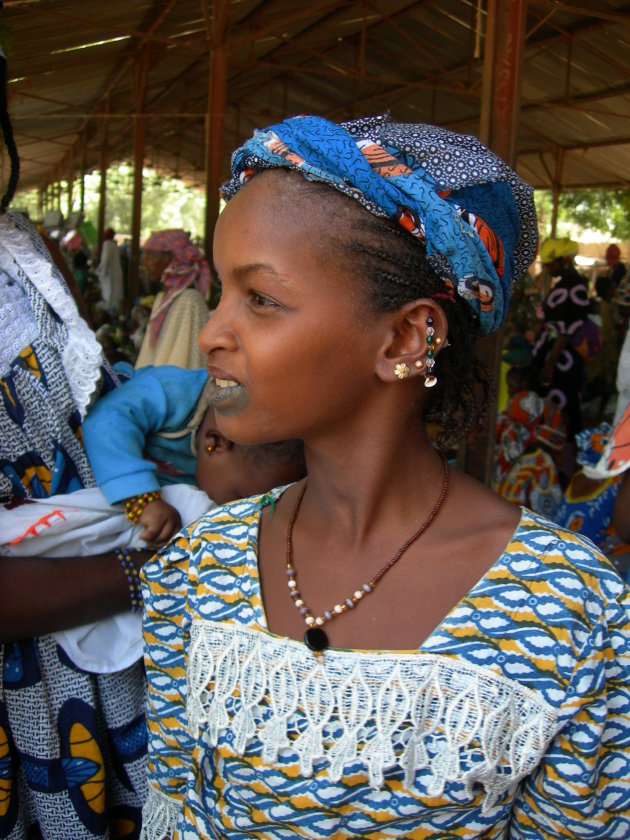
[224,115,538,335]
[82,366,208,504]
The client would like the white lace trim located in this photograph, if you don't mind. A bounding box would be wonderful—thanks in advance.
[187,621,558,813]
[0,214,104,417]
[141,784,181,840]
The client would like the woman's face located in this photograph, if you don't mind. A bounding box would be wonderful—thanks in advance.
[142,248,172,284]
[198,171,389,445]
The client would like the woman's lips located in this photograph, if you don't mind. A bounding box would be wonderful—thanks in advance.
[205,375,243,405]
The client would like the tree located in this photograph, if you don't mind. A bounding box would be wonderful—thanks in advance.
[535,189,630,241]
[13,163,207,242]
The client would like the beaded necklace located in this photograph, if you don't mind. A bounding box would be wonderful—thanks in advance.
[285,453,449,653]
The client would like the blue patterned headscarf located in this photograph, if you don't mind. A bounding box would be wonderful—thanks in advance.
[222,115,538,335]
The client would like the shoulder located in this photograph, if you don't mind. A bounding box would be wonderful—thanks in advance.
[172,287,208,309]
[507,507,628,609]
[149,487,287,568]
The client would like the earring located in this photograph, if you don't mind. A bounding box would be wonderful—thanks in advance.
[414,359,424,369]
[206,433,220,454]
[424,315,437,388]
[394,362,410,380]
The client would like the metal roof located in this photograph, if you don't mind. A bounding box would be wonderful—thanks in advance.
[3,0,630,196]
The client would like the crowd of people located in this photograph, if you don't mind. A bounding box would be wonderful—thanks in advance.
[491,233,630,583]
[2,107,630,840]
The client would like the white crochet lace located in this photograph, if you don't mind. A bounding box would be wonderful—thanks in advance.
[141,786,181,840]
[187,621,558,813]
[0,213,104,417]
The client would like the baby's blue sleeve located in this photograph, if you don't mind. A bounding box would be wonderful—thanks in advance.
[82,366,207,504]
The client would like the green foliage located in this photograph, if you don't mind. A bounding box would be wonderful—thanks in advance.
[14,162,207,242]
[535,188,630,240]
[0,25,14,55]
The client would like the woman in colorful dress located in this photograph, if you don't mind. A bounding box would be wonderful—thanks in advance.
[0,209,149,839]
[532,238,594,440]
[141,115,630,839]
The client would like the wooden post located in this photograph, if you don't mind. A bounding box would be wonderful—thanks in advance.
[67,146,74,219]
[203,0,229,258]
[80,131,87,217]
[97,98,109,255]
[551,147,564,237]
[461,0,528,485]
[128,45,150,310]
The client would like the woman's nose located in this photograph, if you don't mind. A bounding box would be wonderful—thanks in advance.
[198,299,236,355]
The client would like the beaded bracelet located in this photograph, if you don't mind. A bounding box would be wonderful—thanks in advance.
[117,548,143,613]
[125,490,161,524]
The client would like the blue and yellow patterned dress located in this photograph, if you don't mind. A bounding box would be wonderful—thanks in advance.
[141,490,630,839]
[0,212,147,839]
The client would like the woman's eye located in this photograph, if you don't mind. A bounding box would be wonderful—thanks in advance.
[249,290,278,308]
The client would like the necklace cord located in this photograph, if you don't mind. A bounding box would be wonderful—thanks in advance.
[285,452,449,651]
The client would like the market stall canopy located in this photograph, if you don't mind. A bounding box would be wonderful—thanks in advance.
[2,0,630,195]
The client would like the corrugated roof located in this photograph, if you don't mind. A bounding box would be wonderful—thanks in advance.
[2,0,630,195]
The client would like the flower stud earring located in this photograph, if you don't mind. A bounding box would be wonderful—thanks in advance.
[424,315,437,388]
[394,362,410,380]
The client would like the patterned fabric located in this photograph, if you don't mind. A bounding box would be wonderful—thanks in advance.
[141,490,630,839]
[0,214,147,838]
[494,449,563,520]
[575,422,613,469]
[588,401,630,478]
[554,475,622,551]
[493,390,566,517]
[222,114,538,335]
[532,267,591,438]
[143,230,211,347]
[134,289,209,370]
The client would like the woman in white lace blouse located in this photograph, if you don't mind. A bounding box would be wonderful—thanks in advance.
[141,116,630,839]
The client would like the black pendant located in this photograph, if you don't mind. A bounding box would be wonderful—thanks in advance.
[304,626,329,652]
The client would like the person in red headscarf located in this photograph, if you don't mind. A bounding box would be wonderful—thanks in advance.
[135,229,211,369]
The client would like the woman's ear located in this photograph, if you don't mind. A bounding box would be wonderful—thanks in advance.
[374,299,448,383]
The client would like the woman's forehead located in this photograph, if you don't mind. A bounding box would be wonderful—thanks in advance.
[216,170,355,255]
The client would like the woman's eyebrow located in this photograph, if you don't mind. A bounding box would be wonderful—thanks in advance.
[232,262,279,279]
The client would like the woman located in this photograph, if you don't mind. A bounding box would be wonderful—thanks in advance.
[533,237,593,439]
[135,229,210,369]
[97,227,124,317]
[141,116,630,839]
[0,209,150,840]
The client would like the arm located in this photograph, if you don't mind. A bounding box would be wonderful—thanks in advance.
[507,584,630,837]
[0,548,152,641]
[82,366,208,504]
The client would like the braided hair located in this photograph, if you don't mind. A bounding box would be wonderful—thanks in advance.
[275,170,494,450]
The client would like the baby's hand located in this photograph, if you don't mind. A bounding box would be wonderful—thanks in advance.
[137,499,182,547]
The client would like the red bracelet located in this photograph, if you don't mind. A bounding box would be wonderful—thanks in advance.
[125,490,161,524]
